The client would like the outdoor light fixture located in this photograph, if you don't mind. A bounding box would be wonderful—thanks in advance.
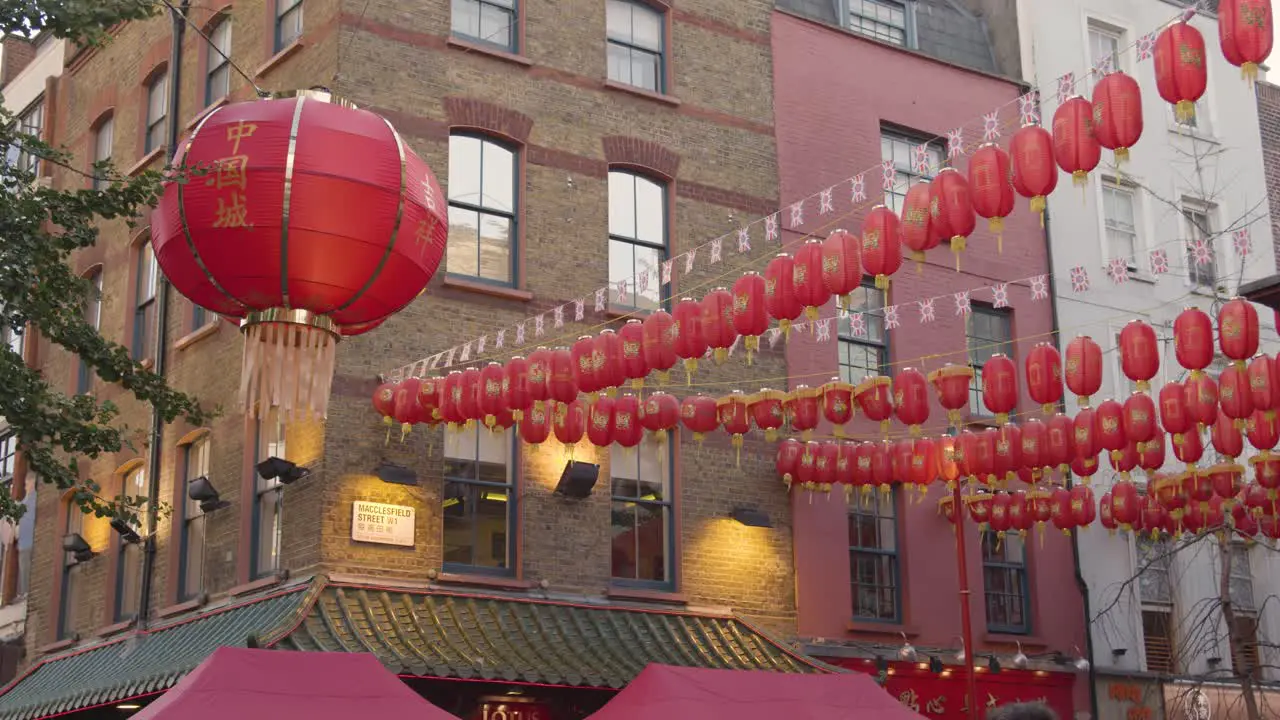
[988,655,1001,673]
[730,507,773,528]
[374,461,418,486]
[1012,641,1029,669]
[115,704,141,711]
[928,655,944,674]
[257,456,310,485]
[187,476,230,513]
[1068,645,1090,673]
[1111,648,1128,658]
[62,533,94,563]
[555,460,599,499]
[897,632,918,662]
[109,518,142,545]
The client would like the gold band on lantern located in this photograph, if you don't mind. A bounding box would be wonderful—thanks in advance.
[271,88,360,110]
[241,307,340,336]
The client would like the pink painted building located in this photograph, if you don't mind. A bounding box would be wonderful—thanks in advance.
[770,6,1088,717]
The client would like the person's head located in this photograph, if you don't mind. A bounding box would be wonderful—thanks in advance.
[986,703,1059,720]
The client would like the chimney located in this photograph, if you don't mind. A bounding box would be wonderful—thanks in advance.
[1,35,36,89]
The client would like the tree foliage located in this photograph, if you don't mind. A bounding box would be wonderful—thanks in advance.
[0,0,211,523]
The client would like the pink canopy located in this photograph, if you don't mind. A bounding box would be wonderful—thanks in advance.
[586,664,928,720]
[133,646,455,720]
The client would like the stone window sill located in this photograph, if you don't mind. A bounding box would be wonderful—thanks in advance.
[447,37,532,68]
[175,321,220,351]
[37,638,76,655]
[603,80,681,107]
[186,96,229,131]
[229,571,287,598]
[436,572,535,591]
[126,147,165,177]
[95,619,135,638]
[606,587,688,604]
[156,597,204,619]
[442,274,533,302]
[846,620,919,638]
[255,39,304,78]
[983,631,1047,648]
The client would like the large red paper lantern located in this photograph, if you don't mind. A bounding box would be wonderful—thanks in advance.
[764,254,804,337]
[479,362,506,428]
[1052,96,1101,187]
[1095,398,1127,462]
[680,394,720,444]
[1219,363,1255,428]
[1020,419,1047,476]
[640,391,680,444]
[391,377,424,439]
[1219,297,1260,369]
[861,205,903,290]
[595,329,625,395]
[1065,336,1104,407]
[1119,320,1159,392]
[822,379,856,437]
[731,272,769,363]
[458,368,481,425]
[1249,408,1280,451]
[929,364,974,427]
[1070,484,1097,528]
[152,92,445,419]
[1011,124,1058,216]
[1072,409,1098,462]
[525,347,552,411]
[672,297,708,382]
[1046,413,1074,473]
[750,389,787,442]
[572,335,600,397]
[548,347,578,404]
[931,168,976,268]
[1123,392,1158,450]
[993,425,1022,484]
[586,395,615,447]
[642,310,678,384]
[982,354,1018,423]
[618,320,649,390]
[894,368,930,434]
[717,391,753,460]
[1250,354,1280,416]
[440,371,465,428]
[613,395,643,449]
[503,358,530,421]
[821,229,862,309]
[968,143,1015,248]
[855,376,895,435]
[1220,0,1274,83]
[1212,412,1246,459]
[372,381,396,429]
[702,288,738,365]
[777,438,804,490]
[814,441,840,494]
[1174,307,1215,375]
[788,386,822,441]
[1051,487,1077,536]
[519,402,552,446]
[908,438,939,493]
[1091,71,1144,164]
[1026,342,1063,415]
[552,399,586,448]
[1154,21,1209,124]
[1160,381,1191,435]
[1186,371,1219,430]
[417,376,443,425]
[793,239,831,322]
[901,182,937,268]
[1113,480,1141,531]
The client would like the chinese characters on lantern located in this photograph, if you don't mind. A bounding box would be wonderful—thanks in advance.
[208,120,256,229]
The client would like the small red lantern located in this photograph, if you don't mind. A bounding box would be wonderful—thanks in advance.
[1095,398,1127,462]
[586,395,615,447]
[1051,487,1077,536]
[908,437,939,493]
[1073,407,1098,460]
[777,438,804,490]
[1219,297,1261,369]
[672,297,708,383]
[1220,363,1255,429]
[1071,484,1097,528]
[701,288,738,365]
[968,143,1015,249]
[928,364,974,427]
[519,402,552,446]
[750,389,787,442]
[613,395,643,449]
[526,347,553,410]
[552,399,586,448]
[1213,412,1246,459]
[892,440,915,491]
[392,377,424,440]
[993,424,1022,484]
[1250,354,1280,416]
[788,386,823,441]
[458,368,482,425]
[1026,343,1064,415]
[503,359,530,422]
[1113,480,1142,531]
[1139,433,1167,475]
[938,436,961,487]
[971,430,997,485]
[595,329,626,396]
[1046,413,1074,473]
[1123,392,1159,450]
[640,391,680,443]
[1092,71,1144,165]
[642,310,678,384]
[764,254,804,337]
[1119,320,1159,392]
[991,492,1014,539]
[894,368,930,434]
[1175,307,1215,375]
[618,320,649,390]
[793,239,832,323]
[1155,20,1209,124]
[1210,462,1245,502]
[1109,441,1139,481]
[1160,381,1191,435]
[822,378,856,437]
[901,182,937,269]
[966,490,995,531]
[572,335,599,397]
[1186,372,1220,430]
[821,229,862,309]
[931,168,976,269]
[1020,419,1047,476]
[1009,491,1033,538]
[1100,490,1117,534]
[548,347,577,404]
[870,440,894,494]
[680,394,720,444]
[1174,429,1206,471]
[479,362,506,428]
[418,377,443,426]
[1143,488,1174,537]
[1029,489,1054,537]
[1219,0,1274,83]
[1249,408,1280,451]
[372,381,396,428]
[855,376,895,435]
[852,441,876,493]
[717,391,753,463]
[981,354,1018,424]
[731,272,769,363]
[1053,96,1102,187]
[1011,124,1058,217]
[837,443,858,500]
[1065,336,1104,406]
[440,371,465,428]
[861,205,903,290]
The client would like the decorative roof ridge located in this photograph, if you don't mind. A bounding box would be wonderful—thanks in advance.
[731,612,843,674]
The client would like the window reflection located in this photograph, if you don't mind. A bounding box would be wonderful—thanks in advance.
[606,0,664,92]
[607,171,666,312]
[443,426,514,573]
[447,134,517,286]
[610,436,671,584]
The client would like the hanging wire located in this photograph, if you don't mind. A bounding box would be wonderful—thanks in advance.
[159,0,270,98]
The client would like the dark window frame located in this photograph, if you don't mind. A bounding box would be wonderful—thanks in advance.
[967,303,1012,416]
[981,532,1031,635]
[205,16,232,107]
[841,0,916,48]
[113,466,145,622]
[446,133,519,287]
[848,487,901,623]
[77,269,103,395]
[250,417,285,580]
[607,169,669,313]
[275,0,304,52]
[177,437,210,601]
[450,0,518,52]
[57,502,83,640]
[879,127,943,214]
[606,0,667,93]
[13,97,43,176]
[91,114,113,191]
[609,440,676,590]
[441,425,518,577]
[837,280,889,386]
[132,241,158,361]
[144,71,168,155]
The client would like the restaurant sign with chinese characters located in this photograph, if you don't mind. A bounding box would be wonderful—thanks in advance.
[835,660,1075,719]
[351,501,415,547]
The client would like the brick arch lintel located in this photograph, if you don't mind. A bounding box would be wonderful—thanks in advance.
[443,97,533,146]
[602,136,680,181]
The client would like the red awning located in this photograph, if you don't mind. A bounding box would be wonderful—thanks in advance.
[586,664,928,720]
[133,647,455,720]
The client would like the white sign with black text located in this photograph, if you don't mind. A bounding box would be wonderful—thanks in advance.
[351,501,415,547]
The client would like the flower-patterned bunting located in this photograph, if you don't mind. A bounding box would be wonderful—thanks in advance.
[1018,91,1040,125]
[765,212,780,242]
[820,187,834,214]
[595,288,607,312]
[534,314,546,337]
[851,174,867,203]
[1056,73,1075,100]
[615,279,629,305]
[459,341,472,363]
[954,291,971,316]
[991,283,1009,309]
[816,318,831,342]
[946,128,964,159]
[737,226,751,254]
[574,299,585,321]
[1138,32,1155,61]
[515,322,525,345]
[848,312,867,337]
[661,259,674,284]
[1030,275,1049,300]
[1149,249,1169,275]
[495,329,506,349]
[685,249,697,274]
[884,305,901,330]
[1070,266,1090,293]
[553,305,564,329]
[710,237,723,264]
[1189,238,1213,266]
[918,298,936,324]
[790,200,805,228]
[1106,257,1130,284]
[912,144,931,174]
[1233,229,1252,257]
[881,160,896,191]
[983,111,1001,141]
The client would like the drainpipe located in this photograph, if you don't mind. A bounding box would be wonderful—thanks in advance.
[1042,203,1100,720]
[137,0,189,631]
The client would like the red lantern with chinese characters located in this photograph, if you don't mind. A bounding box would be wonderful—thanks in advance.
[672,297,707,382]
[1095,398,1127,462]
[750,389,787,442]
[1186,372,1220,430]
[1073,407,1099,460]
[788,386,823,441]
[595,329,626,395]
[1109,441,1139,481]
[503,359,530,422]
[777,438,803,490]
[1026,342,1064,415]
[417,377,443,425]
[929,364,974,427]
[861,205,903,290]
[1175,307,1215,375]
[1139,433,1167,475]
[640,391,680,443]
[731,272,769,363]
[519,401,552,446]
[1119,320,1160,392]
[1071,484,1098,528]
[982,354,1018,424]
[901,182,937,268]
[1123,392,1159,450]
[1155,21,1209,124]
[991,492,1014,539]
[1249,408,1280,451]
[968,143,1016,248]
[892,440,914,492]
[586,395,615,447]
[552,399,586,448]
[479,362,506,428]
[793,239,831,322]
[871,441,895,494]
[837,442,858,499]
[908,437,939,492]
[1009,491,1033,538]
[612,395,643,449]
[1092,70,1145,166]
[1046,413,1074,473]
[792,442,819,492]
[1173,429,1206,475]
[1219,297,1261,369]
[1029,489,1054,536]
[822,379,856,437]
[853,441,877,493]
[931,168,976,268]
[1250,354,1280,416]
[572,335,599,397]
[1021,419,1048,476]
[642,311,678,384]
[894,368,930,434]
[1113,480,1142,530]
[1011,124,1058,216]
[971,430,997,485]
[1220,363,1255,428]
[1100,490,1117,534]
[764,254,804,337]
[458,368,481,425]
[680,394,719,444]
[618,320,649,390]
[372,381,396,428]
[526,347,553,410]
[966,491,995,530]
[821,229,862,309]
[1053,96,1102,187]
[151,93,447,419]
[718,391,753,463]
[938,436,962,487]
[1065,336,1104,406]
[993,424,1023,484]
[701,288,738,365]
[548,347,577,404]
[1220,0,1274,83]
[1160,381,1191,435]
[1051,487,1077,536]
[391,377,424,439]
[440,371,465,428]
[1213,412,1246,459]
[855,376,895,435]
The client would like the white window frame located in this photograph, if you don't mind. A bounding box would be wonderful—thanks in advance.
[1181,199,1220,294]
[1084,17,1129,91]
[1097,177,1144,276]
[838,0,916,49]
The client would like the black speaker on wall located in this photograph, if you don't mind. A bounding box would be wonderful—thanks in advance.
[555,461,600,499]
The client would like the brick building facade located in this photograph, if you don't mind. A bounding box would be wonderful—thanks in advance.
[0,1,821,717]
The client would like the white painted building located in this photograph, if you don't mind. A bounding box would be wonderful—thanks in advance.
[0,31,65,652]
[1016,0,1280,703]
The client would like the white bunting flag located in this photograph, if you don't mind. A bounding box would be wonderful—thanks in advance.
[918,298,936,324]
[595,288,607,312]
[765,213,780,243]
[515,322,525,345]
[711,237,723,264]
[982,111,1001,141]
[553,305,564,328]
[477,335,487,354]
[991,283,1009,309]
[534,314,545,337]
[495,329,506,349]
[954,291,971,316]
[1030,275,1048,301]
[819,187,834,214]
[790,200,804,228]
[574,299,585,321]
[685,249,697,274]
[851,174,867,204]
[459,342,472,363]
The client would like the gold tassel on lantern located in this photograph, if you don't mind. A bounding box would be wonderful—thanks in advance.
[989,217,1005,253]
[951,236,965,272]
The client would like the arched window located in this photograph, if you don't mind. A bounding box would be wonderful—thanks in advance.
[607,170,666,311]
[132,238,158,362]
[91,114,113,190]
[205,17,232,106]
[144,70,168,154]
[446,133,518,286]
